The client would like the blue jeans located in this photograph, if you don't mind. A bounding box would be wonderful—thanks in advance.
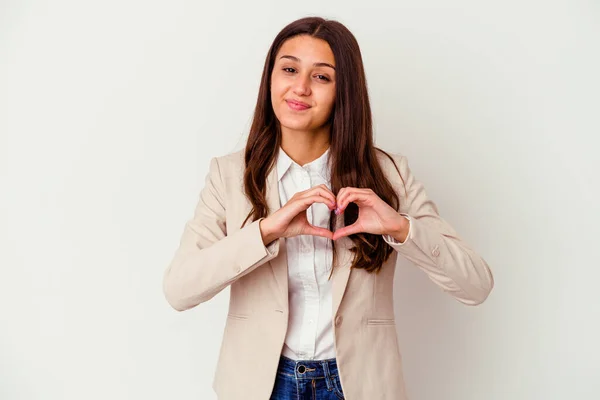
[270,355,346,400]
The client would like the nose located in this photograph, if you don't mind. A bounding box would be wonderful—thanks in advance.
[292,74,311,96]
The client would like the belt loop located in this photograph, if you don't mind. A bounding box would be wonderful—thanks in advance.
[321,361,333,390]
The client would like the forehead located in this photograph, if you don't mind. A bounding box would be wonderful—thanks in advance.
[276,35,335,65]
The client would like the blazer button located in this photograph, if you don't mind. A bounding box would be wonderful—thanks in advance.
[431,245,440,257]
[335,315,343,326]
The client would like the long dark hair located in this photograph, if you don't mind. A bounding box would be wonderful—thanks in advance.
[241,16,402,274]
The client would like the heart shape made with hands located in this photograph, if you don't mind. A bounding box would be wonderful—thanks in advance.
[310,187,407,241]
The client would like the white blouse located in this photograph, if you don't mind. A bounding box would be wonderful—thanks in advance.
[276,146,412,360]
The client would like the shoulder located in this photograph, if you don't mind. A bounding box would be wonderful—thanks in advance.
[374,148,414,199]
[210,148,246,180]
[374,147,407,175]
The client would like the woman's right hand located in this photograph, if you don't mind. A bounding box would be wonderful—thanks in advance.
[260,184,337,244]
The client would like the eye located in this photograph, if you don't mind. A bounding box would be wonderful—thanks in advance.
[315,74,330,82]
[283,67,296,73]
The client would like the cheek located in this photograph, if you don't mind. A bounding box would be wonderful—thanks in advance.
[316,88,336,113]
[270,85,281,107]
[269,82,279,100]
[270,83,288,119]
[270,74,288,97]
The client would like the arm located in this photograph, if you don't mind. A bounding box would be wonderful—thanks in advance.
[162,157,280,311]
[383,155,494,305]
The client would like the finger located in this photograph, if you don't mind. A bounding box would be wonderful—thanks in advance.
[300,191,336,209]
[305,226,334,240]
[333,223,361,240]
[305,186,336,206]
[334,187,348,211]
[336,191,372,213]
[299,184,333,196]
[315,184,336,198]
[336,187,367,208]
[294,195,336,213]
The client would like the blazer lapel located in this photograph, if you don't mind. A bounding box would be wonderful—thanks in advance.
[265,164,289,311]
[331,213,353,318]
[264,162,354,317]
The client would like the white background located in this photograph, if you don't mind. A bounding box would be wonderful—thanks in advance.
[1,1,599,399]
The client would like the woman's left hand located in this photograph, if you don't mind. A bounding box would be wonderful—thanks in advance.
[332,187,408,241]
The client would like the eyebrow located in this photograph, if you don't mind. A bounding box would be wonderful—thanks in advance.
[279,55,336,70]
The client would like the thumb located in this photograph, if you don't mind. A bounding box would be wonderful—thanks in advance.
[305,225,334,240]
[333,223,361,240]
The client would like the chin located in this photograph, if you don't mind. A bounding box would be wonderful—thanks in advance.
[278,116,312,132]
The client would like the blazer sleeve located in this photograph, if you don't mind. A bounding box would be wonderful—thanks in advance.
[163,157,280,311]
[385,154,494,305]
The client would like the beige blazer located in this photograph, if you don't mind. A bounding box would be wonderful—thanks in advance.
[163,149,494,400]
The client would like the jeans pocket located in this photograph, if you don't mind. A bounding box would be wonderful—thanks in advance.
[332,374,345,399]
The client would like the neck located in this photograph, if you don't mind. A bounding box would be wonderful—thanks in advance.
[280,125,330,166]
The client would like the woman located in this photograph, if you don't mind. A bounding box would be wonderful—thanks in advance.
[163,16,494,400]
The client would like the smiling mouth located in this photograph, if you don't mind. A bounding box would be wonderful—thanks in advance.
[286,100,311,111]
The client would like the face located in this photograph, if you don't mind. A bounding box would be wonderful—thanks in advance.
[270,35,336,135]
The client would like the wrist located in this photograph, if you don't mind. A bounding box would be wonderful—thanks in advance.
[259,217,279,246]
[387,215,410,243]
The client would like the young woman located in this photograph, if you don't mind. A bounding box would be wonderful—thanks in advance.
[163,16,494,400]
